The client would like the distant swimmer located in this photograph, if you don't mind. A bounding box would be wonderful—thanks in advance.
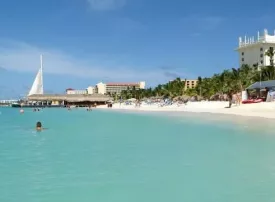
[20,109,24,114]
[36,121,47,131]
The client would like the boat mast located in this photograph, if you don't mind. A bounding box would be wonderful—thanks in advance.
[40,54,44,94]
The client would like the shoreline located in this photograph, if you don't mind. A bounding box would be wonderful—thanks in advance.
[97,101,275,120]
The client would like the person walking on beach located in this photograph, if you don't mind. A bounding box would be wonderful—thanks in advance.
[228,90,233,108]
[236,92,241,106]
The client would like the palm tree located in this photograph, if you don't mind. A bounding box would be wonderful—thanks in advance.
[261,66,275,80]
[265,47,275,67]
[118,64,275,101]
[231,68,243,92]
[113,92,117,101]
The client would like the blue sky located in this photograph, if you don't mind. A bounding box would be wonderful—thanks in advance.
[0,0,275,98]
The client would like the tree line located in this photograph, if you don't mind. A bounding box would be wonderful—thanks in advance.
[117,47,275,100]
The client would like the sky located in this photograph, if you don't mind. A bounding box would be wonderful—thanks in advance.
[0,0,275,98]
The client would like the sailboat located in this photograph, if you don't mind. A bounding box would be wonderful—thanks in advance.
[12,55,44,108]
[28,55,44,96]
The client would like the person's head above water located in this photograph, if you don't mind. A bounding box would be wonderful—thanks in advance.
[36,121,42,130]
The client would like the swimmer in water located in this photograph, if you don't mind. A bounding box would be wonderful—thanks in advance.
[36,121,47,131]
[36,121,42,131]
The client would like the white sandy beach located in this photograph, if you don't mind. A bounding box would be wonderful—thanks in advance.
[98,101,275,119]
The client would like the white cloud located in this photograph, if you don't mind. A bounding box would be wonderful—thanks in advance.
[87,0,126,11]
[0,40,193,86]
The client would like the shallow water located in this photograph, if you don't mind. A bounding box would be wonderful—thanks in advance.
[0,107,275,202]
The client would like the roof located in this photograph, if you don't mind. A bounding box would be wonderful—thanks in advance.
[106,82,139,86]
[27,94,112,102]
[246,80,275,90]
[66,88,74,91]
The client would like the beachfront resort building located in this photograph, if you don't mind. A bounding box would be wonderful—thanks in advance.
[236,29,275,67]
[184,79,198,90]
[87,86,96,94]
[95,81,146,95]
[65,81,146,96]
[66,87,96,95]
[66,88,87,95]
[169,79,198,90]
[95,82,107,95]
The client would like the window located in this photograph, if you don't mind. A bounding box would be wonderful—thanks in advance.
[241,52,244,56]
[242,58,244,61]
[260,47,263,51]
[260,54,263,57]
[261,60,263,64]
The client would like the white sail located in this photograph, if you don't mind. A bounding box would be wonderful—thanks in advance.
[28,55,44,96]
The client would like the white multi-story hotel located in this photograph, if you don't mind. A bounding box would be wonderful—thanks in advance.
[66,81,146,96]
[66,88,88,95]
[236,29,275,67]
[96,81,146,95]
[66,87,96,95]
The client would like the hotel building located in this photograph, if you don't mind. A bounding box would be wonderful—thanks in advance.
[184,79,198,90]
[66,88,87,95]
[96,81,146,95]
[236,29,275,67]
[169,79,198,90]
[87,86,96,94]
[66,81,146,96]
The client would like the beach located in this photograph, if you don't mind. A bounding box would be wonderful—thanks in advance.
[98,101,275,119]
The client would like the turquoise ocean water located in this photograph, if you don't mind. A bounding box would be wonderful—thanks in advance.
[1,107,275,202]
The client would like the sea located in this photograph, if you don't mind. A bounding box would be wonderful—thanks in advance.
[0,107,275,202]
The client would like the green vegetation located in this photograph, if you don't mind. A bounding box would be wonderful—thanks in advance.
[119,78,186,100]
[118,50,275,100]
[265,47,275,67]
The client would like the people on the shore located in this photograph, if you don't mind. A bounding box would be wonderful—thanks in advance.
[235,92,241,106]
[228,90,233,108]
[264,87,270,102]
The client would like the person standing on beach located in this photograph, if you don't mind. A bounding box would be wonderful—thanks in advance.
[236,92,241,105]
[228,90,233,108]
